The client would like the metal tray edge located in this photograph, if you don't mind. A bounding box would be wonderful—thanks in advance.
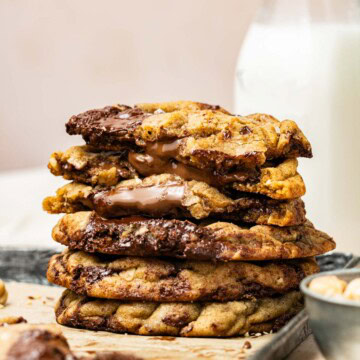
[249,252,360,360]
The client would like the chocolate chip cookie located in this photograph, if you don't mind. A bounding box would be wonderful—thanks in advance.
[43,174,306,224]
[66,101,312,173]
[48,146,137,187]
[0,324,75,360]
[47,250,319,302]
[55,289,303,337]
[48,145,305,200]
[52,212,335,261]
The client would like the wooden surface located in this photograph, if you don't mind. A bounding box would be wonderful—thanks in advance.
[0,282,275,360]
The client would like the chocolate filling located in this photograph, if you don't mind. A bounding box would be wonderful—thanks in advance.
[92,182,185,217]
[128,140,260,187]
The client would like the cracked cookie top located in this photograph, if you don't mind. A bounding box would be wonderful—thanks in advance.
[66,101,312,173]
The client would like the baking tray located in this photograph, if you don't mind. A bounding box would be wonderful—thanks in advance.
[249,252,360,360]
[0,248,358,360]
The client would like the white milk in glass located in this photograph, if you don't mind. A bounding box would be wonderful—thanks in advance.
[234,23,360,252]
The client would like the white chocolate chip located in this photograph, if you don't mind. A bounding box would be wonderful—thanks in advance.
[118,113,130,119]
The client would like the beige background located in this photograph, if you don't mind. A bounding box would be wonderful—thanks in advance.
[0,0,260,171]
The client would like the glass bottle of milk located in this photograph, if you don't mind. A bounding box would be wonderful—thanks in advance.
[234,0,360,252]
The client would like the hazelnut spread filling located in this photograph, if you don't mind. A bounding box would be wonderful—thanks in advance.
[128,140,259,186]
[93,182,185,217]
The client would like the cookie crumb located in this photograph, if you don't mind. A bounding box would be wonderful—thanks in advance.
[0,280,8,306]
[0,316,27,326]
[242,340,252,349]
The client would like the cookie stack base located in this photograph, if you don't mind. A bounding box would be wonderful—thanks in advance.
[55,289,303,337]
[47,249,318,337]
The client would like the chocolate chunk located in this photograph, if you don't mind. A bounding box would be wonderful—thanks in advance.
[66,106,148,149]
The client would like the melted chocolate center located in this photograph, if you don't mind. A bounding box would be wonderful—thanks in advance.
[128,140,259,186]
[93,182,185,217]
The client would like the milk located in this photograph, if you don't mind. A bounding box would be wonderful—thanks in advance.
[234,24,360,252]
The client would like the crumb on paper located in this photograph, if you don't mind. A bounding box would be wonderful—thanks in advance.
[242,340,252,349]
[0,316,27,326]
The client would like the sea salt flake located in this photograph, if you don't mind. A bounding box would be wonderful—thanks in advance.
[118,113,130,119]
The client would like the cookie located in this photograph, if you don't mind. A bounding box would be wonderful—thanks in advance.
[48,147,305,202]
[52,212,335,261]
[42,174,306,224]
[55,289,303,337]
[0,280,7,306]
[231,158,305,199]
[65,101,228,150]
[66,101,312,172]
[48,146,137,187]
[47,250,319,302]
[135,100,230,114]
[0,324,74,360]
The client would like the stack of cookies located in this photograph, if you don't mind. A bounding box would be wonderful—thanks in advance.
[43,101,335,337]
